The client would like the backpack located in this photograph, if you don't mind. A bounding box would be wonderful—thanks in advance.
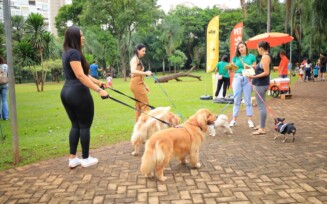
[0,64,8,85]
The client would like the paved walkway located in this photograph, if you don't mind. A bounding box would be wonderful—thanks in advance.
[1,81,326,204]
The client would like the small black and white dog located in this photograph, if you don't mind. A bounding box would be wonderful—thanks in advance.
[274,118,296,142]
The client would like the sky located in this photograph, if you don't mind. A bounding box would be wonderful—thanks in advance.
[157,0,241,12]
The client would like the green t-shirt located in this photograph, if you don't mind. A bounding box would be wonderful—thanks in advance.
[232,54,257,73]
[216,61,230,78]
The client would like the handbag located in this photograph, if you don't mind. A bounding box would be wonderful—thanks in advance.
[217,74,223,80]
[239,57,255,77]
[0,65,8,85]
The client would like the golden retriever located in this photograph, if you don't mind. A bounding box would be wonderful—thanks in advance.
[140,109,217,181]
[131,106,180,156]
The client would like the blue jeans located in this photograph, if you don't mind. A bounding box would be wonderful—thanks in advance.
[0,84,9,119]
[232,75,253,117]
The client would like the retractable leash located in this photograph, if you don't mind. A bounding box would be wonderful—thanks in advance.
[250,82,277,120]
[101,95,174,127]
[106,86,156,109]
[219,87,242,114]
[151,74,184,120]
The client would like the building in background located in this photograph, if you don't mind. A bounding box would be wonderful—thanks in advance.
[49,0,66,36]
[0,0,69,36]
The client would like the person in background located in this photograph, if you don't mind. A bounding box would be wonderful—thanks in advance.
[229,41,257,128]
[90,60,102,79]
[0,56,9,120]
[278,50,289,78]
[319,53,326,81]
[249,41,271,135]
[304,59,312,82]
[129,44,152,122]
[214,54,230,99]
[313,61,320,82]
[61,26,109,168]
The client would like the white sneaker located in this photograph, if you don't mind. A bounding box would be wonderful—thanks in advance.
[81,156,98,168]
[248,120,254,128]
[229,120,236,127]
[69,157,81,168]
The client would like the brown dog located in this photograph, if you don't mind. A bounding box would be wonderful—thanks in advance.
[131,107,180,156]
[140,109,217,181]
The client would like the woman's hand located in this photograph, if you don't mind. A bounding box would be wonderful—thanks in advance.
[98,81,108,89]
[99,89,109,98]
[145,70,152,76]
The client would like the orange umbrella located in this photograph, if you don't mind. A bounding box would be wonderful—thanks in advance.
[246,32,294,49]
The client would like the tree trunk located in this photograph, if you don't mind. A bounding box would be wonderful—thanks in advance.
[33,65,40,92]
[40,49,44,92]
[267,0,271,32]
[162,57,165,75]
[240,0,247,18]
[155,66,200,83]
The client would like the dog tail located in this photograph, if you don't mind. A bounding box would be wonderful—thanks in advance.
[140,140,158,175]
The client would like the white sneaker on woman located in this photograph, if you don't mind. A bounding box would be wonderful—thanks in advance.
[81,156,98,168]
[69,157,81,168]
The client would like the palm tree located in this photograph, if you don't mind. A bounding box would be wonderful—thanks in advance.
[25,13,46,91]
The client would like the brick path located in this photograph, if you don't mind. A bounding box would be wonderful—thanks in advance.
[0,81,326,203]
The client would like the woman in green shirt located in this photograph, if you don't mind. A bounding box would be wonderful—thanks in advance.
[229,41,257,128]
[214,55,230,98]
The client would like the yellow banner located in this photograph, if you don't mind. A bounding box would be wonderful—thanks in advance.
[206,16,219,73]
[206,16,219,97]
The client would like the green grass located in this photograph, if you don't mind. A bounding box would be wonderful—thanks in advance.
[0,70,297,171]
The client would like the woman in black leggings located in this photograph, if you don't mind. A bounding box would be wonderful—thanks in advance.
[61,26,109,168]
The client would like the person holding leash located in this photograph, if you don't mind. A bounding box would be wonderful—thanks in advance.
[61,26,109,168]
[229,41,257,128]
[248,41,271,135]
[129,44,152,122]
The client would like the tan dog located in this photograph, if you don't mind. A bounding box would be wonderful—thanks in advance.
[208,114,233,136]
[140,109,217,181]
[131,107,180,156]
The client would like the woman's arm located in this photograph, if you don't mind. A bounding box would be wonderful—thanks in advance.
[130,57,152,76]
[70,61,108,97]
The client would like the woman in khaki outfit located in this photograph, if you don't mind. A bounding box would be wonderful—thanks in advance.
[130,44,152,122]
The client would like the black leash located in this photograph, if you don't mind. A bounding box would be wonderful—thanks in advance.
[106,86,156,110]
[101,95,174,127]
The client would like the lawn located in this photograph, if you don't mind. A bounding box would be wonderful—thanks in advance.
[0,70,297,171]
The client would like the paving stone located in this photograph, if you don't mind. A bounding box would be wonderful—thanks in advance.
[0,81,326,203]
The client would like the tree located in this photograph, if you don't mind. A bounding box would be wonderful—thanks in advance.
[0,23,5,56]
[25,13,48,91]
[80,0,160,81]
[168,50,187,73]
[11,15,25,42]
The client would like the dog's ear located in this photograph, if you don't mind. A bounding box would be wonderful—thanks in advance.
[197,111,208,132]
[281,118,286,122]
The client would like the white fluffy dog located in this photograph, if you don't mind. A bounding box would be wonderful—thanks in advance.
[131,106,180,156]
[208,114,233,136]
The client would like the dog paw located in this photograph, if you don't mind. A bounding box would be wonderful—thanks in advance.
[131,151,139,156]
[195,163,201,168]
[158,176,167,182]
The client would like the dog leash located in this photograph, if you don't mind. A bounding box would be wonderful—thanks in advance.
[101,95,174,127]
[250,82,277,121]
[151,74,184,120]
[219,85,243,114]
[104,86,156,110]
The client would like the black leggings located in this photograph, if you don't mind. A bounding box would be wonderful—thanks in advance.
[61,80,94,159]
[215,77,230,97]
